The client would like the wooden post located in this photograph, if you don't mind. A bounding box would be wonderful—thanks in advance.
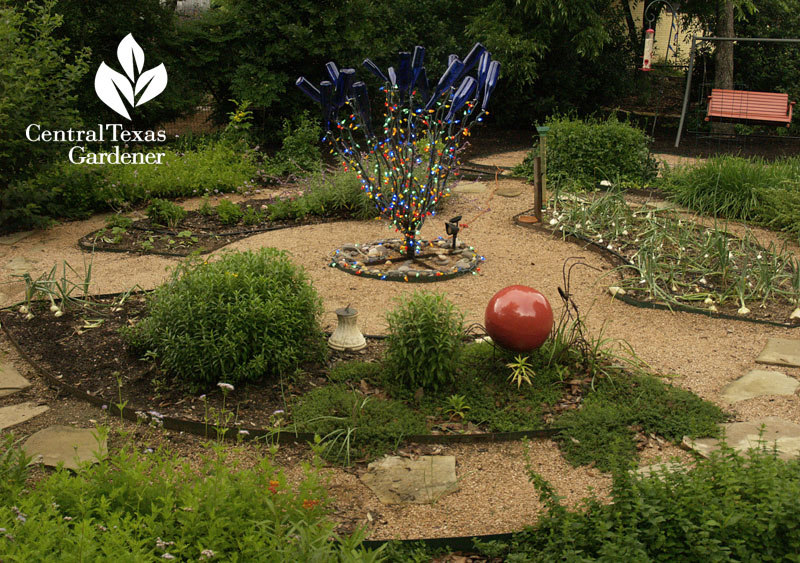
[533,156,542,222]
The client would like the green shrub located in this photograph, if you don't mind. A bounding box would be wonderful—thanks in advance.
[261,113,323,179]
[515,115,658,187]
[146,198,187,229]
[0,433,382,561]
[105,214,133,230]
[504,445,800,560]
[292,385,426,463]
[123,249,325,392]
[384,291,464,392]
[215,198,243,225]
[1,140,258,233]
[0,1,89,189]
[556,375,725,471]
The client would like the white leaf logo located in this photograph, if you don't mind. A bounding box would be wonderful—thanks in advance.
[94,34,168,120]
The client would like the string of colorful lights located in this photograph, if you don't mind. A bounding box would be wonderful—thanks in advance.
[296,43,500,257]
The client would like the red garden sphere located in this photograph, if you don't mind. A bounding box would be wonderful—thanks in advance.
[484,285,554,352]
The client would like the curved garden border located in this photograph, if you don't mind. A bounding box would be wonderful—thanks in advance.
[513,208,800,329]
[330,239,483,283]
[0,291,560,445]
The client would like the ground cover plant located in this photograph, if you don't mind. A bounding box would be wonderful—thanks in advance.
[0,433,383,561]
[515,115,659,188]
[661,155,800,237]
[80,169,377,256]
[547,186,800,322]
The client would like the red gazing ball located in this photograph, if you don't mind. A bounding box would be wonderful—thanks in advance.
[484,285,554,352]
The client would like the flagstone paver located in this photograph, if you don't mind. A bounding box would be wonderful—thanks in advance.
[756,338,800,368]
[361,455,459,504]
[469,150,528,168]
[452,181,489,194]
[0,231,33,246]
[24,426,107,470]
[496,185,524,197]
[720,369,799,403]
[683,417,800,460]
[3,257,39,277]
[0,402,49,430]
[634,462,688,480]
[0,360,31,398]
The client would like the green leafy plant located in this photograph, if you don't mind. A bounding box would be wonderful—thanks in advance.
[443,394,470,420]
[122,248,326,392]
[506,355,535,388]
[0,431,383,560]
[241,205,265,226]
[146,198,187,229]
[197,196,214,217]
[384,291,465,392]
[215,198,243,225]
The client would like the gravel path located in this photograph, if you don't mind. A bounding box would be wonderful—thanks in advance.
[1,149,799,539]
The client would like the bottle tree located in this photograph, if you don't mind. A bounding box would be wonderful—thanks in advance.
[297,43,500,257]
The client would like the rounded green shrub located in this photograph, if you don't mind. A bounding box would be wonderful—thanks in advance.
[515,115,658,187]
[384,291,464,392]
[123,248,325,391]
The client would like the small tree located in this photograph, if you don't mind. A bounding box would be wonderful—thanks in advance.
[297,44,500,256]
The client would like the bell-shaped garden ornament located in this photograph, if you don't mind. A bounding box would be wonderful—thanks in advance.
[641,28,654,71]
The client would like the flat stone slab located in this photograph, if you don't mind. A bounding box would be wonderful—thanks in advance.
[3,257,38,276]
[470,150,529,168]
[24,426,107,470]
[634,462,687,480]
[721,369,799,403]
[0,231,33,245]
[495,185,524,197]
[0,402,49,430]
[0,361,31,398]
[452,181,489,194]
[683,417,800,460]
[756,338,800,368]
[361,455,459,504]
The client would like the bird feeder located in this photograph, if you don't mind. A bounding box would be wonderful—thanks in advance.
[328,305,366,351]
[641,28,654,71]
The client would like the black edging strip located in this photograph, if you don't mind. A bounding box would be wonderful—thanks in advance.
[361,532,518,552]
[0,292,561,445]
[513,208,799,329]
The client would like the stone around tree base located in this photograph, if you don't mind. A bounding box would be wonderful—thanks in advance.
[720,369,799,403]
[756,338,800,368]
[24,426,107,471]
[0,402,49,430]
[361,455,458,504]
[683,417,800,461]
[0,361,31,398]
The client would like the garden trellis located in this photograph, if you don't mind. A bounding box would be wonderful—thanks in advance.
[296,43,500,257]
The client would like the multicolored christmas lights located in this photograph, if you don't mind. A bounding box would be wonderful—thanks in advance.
[296,43,500,257]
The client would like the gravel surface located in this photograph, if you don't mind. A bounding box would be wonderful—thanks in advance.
[1,149,799,539]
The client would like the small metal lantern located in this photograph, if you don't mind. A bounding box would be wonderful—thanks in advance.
[445,216,462,249]
[328,305,366,351]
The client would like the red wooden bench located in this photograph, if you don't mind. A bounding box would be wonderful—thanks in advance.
[706,89,795,127]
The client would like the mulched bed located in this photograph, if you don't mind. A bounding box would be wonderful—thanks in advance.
[0,297,592,438]
[79,198,352,256]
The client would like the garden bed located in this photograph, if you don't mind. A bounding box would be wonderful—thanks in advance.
[0,286,725,470]
[79,197,356,256]
[537,189,800,326]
